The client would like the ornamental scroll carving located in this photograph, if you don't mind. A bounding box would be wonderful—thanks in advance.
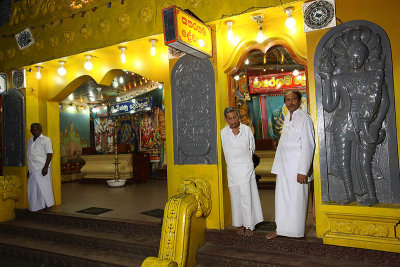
[314,20,400,205]
[330,220,391,238]
[143,177,211,267]
[171,54,217,165]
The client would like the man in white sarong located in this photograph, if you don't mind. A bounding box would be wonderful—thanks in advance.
[221,107,264,236]
[27,123,55,212]
[266,91,315,239]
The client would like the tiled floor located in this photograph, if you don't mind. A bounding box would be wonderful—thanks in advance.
[48,179,316,238]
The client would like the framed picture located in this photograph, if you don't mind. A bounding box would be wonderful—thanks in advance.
[0,73,6,95]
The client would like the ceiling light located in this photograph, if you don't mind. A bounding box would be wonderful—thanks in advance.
[158,84,163,89]
[84,55,93,71]
[119,76,124,84]
[285,7,296,29]
[58,61,66,76]
[119,47,126,63]
[251,14,264,43]
[245,58,250,65]
[225,20,233,42]
[68,94,73,101]
[234,75,240,81]
[116,97,121,102]
[150,39,157,56]
[112,80,118,88]
[292,69,299,76]
[35,66,42,79]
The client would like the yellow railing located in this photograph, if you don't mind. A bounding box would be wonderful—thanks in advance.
[142,177,211,267]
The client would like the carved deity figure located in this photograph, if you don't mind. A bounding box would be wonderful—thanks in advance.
[318,29,389,206]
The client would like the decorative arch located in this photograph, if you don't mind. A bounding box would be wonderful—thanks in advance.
[225,39,307,106]
[50,75,93,102]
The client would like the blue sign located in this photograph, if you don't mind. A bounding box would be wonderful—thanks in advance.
[110,96,153,116]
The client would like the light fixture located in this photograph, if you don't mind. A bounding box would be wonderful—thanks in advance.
[119,76,124,84]
[150,39,157,56]
[285,7,296,29]
[116,97,121,102]
[119,47,126,63]
[158,84,163,89]
[58,61,66,76]
[245,58,250,65]
[234,75,240,81]
[251,14,265,44]
[68,93,74,101]
[84,55,93,71]
[35,66,42,79]
[225,20,233,42]
[292,69,299,76]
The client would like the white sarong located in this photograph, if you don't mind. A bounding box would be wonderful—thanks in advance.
[28,169,54,212]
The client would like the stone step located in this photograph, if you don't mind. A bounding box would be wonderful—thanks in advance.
[202,229,400,266]
[15,209,162,237]
[0,210,162,266]
[0,219,159,257]
[0,232,146,267]
[197,242,370,267]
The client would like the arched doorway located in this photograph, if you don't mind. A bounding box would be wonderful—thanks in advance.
[52,69,168,222]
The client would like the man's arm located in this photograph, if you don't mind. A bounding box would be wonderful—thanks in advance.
[42,153,52,176]
[297,115,315,184]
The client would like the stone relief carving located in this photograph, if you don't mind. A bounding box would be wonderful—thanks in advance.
[139,6,153,23]
[6,48,15,58]
[64,29,74,43]
[171,54,217,165]
[48,35,58,47]
[331,220,391,238]
[3,89,25,166]
[315,21,400,205]
[80,24,92,39]
[98,19,110,34]
[118,13,131,28]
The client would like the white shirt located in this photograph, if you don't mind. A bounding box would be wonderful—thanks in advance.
[221,123,255,186]
[271,108,315,179]
[27,134,53,173]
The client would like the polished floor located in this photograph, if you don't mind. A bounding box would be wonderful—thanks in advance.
[48,179,316,238]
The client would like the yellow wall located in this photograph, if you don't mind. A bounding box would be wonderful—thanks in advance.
[306,0,400,252]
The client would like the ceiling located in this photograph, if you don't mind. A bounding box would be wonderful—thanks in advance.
[60,70,162,107]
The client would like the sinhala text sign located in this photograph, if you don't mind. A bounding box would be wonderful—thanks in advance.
[249,71,306,94]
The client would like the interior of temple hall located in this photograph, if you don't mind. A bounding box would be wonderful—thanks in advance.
[0,0,400,266]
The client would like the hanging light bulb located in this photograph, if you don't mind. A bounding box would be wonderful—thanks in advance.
[84,55,93,71]
[150,39,157,56]
[285,7,296,29]
[225,20,233,42]
[257,24,264,43]
[35,66,42,79]
[58,61,66,76]
[251,14,265,44]
[119,47,126,63]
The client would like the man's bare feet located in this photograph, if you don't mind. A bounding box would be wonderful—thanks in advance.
[236,226,245,235]
[244,228,253,236]
[266,231,278,240]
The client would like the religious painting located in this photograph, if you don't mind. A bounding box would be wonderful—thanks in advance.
[140,111,161,162]
[263,93,307,144]
[59,110,90,175]
[94,117,115,154]
[116,115,139,152]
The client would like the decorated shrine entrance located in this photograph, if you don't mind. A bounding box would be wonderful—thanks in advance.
[228,44,308,149]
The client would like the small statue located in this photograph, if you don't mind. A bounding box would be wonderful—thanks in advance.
[318,29,389,206]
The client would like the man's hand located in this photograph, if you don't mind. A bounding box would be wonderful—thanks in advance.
[297,173,307,184]
[42,166,48,176]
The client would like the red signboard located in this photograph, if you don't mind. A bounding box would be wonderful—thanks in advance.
[249,71,306,94]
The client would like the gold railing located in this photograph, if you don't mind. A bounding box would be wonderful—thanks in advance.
[142,177,211,267]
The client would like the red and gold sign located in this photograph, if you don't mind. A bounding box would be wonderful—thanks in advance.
[249,71,306,94]
[162,6,212,59]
